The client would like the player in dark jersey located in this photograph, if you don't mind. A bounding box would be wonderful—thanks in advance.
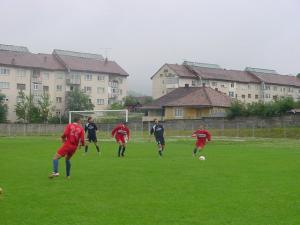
[84,117,100,155]
[192,124,211,157]
[150,119,165,157]
[49,117,85,179]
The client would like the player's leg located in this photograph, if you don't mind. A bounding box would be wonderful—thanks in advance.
[121,143,126,157]
[49,151,64,179]
[117,139,122,157]
[65,154,72,179]
[85,137,91,154]
[93,138,100,154]
[157,139,163,156]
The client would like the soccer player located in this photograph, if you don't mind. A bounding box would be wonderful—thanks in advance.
[111,122,130,157]
[49,117,85,179]
[84,116,100,155]
[150,119,165,157]
[192,124,211,157]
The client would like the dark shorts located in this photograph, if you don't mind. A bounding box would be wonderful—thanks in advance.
[155,137,165,145]
[88,135,97,143]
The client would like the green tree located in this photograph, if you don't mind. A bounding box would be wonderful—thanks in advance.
[37,94,53,123]
[0,94,7,123]
[297,73,300,78]
[110,102,124,110]
[66,89,94,111]
[15,91,31,122]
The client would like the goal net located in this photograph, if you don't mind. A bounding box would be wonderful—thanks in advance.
[68,109,128,124]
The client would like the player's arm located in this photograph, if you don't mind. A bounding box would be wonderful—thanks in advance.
[84,123,88,133]
[191,130,197,137]
[80,129,85,146]
[206,131,212,141]
[61,124,70,142]
[126,127,130,140]
[150,126,154,135]
[111,126,118,137]
[94,123,98,131]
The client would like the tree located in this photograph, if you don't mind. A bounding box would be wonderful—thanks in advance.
[110,102,124,110]
[37,94,53,123]
[297,73,300,78]
[66,89,94,111]
[15,91,31,122]
[0,94,7,123]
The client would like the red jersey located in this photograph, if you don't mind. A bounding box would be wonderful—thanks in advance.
[192,129,211,144]
[61,123,85,146]
[111,124,130,140]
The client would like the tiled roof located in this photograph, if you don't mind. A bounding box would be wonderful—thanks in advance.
[0,45,129,76]
[166,64,197,78]
[53,52,129,76]
[143,87,231,109]
[0,51,65,70]
[247,71,300,87]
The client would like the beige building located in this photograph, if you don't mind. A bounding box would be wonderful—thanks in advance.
[151,61,300,103]
[143,86,231,121]
[0,44,129,122]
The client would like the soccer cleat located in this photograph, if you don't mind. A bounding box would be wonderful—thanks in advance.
[48,172,59,179]
[66,176,71,180]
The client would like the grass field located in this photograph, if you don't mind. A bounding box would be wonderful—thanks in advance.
[0,137,300,225]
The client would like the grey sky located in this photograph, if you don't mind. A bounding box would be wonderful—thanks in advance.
[1,0,299,95]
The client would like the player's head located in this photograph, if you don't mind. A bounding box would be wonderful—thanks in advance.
[154,119,159,124]
[87,116,93,122]
[199,124,206,129]
[121,121,127,126]
[73,117,81,124]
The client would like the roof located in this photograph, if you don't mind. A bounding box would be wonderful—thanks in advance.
[0,51,65,70]
[0,44,129,76]
[143,87,231,109]
[247,71,300,87]
[166,64,197,78]
[190,66,261,83]
[53,51,129,76]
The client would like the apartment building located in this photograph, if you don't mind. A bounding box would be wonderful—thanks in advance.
[0,44,129,122]
[151,61,300,103]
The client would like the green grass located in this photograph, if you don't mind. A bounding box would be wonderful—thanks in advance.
[0,137,300,225]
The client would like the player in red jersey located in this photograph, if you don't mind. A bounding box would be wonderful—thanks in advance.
[111,122,130,157]
[192,124,211,157]
[49,117,85,179]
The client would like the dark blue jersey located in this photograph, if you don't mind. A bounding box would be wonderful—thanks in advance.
[85,122,98,137]
[150,124,164,138]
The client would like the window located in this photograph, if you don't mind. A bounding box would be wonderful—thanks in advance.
[33,83,38,90]
[242,95,245,99]
[97,87,105,94]
[215,88,218,91]
[221,84,226,88]
[56,97,62,103]
[0,67,10,75]
[16,69,26,77]
[265,85,270,90]
[248,84,251,90]
[229,91,234,98]
[56,85,63,92]
[56,73,64,79]
[174,108,183,118]
[288,87,293,93]
[96,99,104,105]
[230,82,234,88]
[273,86,277,91]
[273,95,278,100]
[165,77,178,85]
[43,72,49,80]
[97,75,105,81]
[85,74,92,81]
[88,98,92,103]
[164,69,168,73]
[84,86,92,93]
[43,86,49,93]
[56,111,61,116]
[211,82,217,87]
[109,80,119,88]
[264,94,270,98]
[17,83,26,91]
[248,94,251,98]
[255,95,259,99]
[192,80,196,86]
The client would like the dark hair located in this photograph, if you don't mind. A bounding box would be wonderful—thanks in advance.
[73,117,81,123]
[87,116,92,122]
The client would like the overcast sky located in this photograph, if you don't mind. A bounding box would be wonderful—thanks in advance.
[1,0,299,95]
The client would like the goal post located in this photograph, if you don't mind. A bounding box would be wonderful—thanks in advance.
[68,109,129,124]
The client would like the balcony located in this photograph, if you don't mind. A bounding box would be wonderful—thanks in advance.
[66,78,81,85]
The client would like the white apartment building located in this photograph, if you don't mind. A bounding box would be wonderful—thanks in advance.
[152,61,300,103]
[0,44,129,122]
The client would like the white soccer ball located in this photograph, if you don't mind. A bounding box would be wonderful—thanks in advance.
[199,156,206,160]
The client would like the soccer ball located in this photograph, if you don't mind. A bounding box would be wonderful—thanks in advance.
[199,156,206,160]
